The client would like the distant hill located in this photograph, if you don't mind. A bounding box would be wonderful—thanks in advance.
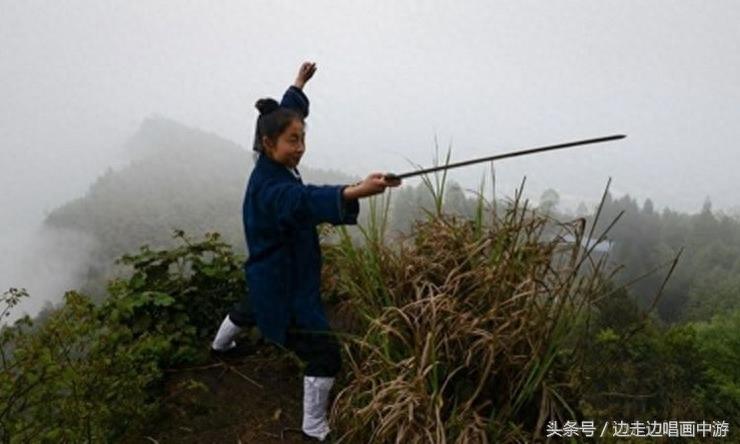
[43,116,360,301]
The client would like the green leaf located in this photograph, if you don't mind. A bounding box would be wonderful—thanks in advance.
[149,291,175,307]
[131,271,146,289]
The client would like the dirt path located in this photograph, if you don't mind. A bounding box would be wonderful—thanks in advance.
[125,305,357,443]
[133,346,310,444]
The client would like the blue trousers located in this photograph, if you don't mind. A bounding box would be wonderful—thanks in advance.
[227,295,341,377]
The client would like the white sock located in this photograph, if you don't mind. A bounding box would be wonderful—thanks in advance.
[211,314,243,350]
[302,376,335,441]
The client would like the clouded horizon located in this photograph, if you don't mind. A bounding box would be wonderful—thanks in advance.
[2,0,740,317]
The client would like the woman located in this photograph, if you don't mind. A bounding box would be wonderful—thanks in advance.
[211,62,401,441]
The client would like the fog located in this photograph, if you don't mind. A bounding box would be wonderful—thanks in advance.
[2,1,740,320]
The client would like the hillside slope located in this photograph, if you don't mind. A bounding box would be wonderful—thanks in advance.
[43,117,359,301]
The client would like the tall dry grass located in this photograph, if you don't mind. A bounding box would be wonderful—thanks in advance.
[322,166,621,443]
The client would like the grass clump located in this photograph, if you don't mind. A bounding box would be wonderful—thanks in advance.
[323,176,618,443]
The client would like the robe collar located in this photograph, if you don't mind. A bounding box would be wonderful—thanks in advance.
[256,152,302,183]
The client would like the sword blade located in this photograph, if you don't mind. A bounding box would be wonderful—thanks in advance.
[384,134,626,180]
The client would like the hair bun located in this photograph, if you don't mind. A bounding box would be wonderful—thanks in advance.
[255,98,280,115]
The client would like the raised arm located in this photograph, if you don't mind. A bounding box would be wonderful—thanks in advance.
[280,86,310,117]
[280,62,317,117]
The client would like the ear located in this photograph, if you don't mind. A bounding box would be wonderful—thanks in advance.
[262,135,275,152]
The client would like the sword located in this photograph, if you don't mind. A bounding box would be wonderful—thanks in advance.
[383,134,626,181]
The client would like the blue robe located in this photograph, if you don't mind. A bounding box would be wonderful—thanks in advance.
[281,85,310,117]
[242,87,360,345]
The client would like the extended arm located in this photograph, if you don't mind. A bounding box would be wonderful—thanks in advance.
[341,173,402,200]
[260,180,359,230]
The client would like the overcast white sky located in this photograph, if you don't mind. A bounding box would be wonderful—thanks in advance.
[3,1,740,224]
[2,1,740,308]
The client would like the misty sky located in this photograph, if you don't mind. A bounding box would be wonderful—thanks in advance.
[3,0,740,225]
[2,1,740,312]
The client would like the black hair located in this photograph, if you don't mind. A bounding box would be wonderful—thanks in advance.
[252,98,305,153]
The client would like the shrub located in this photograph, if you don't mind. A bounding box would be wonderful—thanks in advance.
[0,230,245,442]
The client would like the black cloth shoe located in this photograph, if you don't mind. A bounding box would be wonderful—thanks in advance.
[209,338,262,361]
[302,431,333,442]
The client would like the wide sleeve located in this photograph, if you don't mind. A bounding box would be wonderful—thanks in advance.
[280,85,310,117]
[259,180,359,230]
[339,185,360,224]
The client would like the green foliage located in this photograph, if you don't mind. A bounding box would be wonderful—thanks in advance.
[578,288,739,427]
[103,229,246,367]
[694,309,740,419]
[1,290,161,442]
[582,192,740,323]
[0,229,245,442]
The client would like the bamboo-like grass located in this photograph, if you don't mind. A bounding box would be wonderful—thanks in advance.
[322,154,623,443]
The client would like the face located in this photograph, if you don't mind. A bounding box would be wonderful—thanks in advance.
[263,119,305,168]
